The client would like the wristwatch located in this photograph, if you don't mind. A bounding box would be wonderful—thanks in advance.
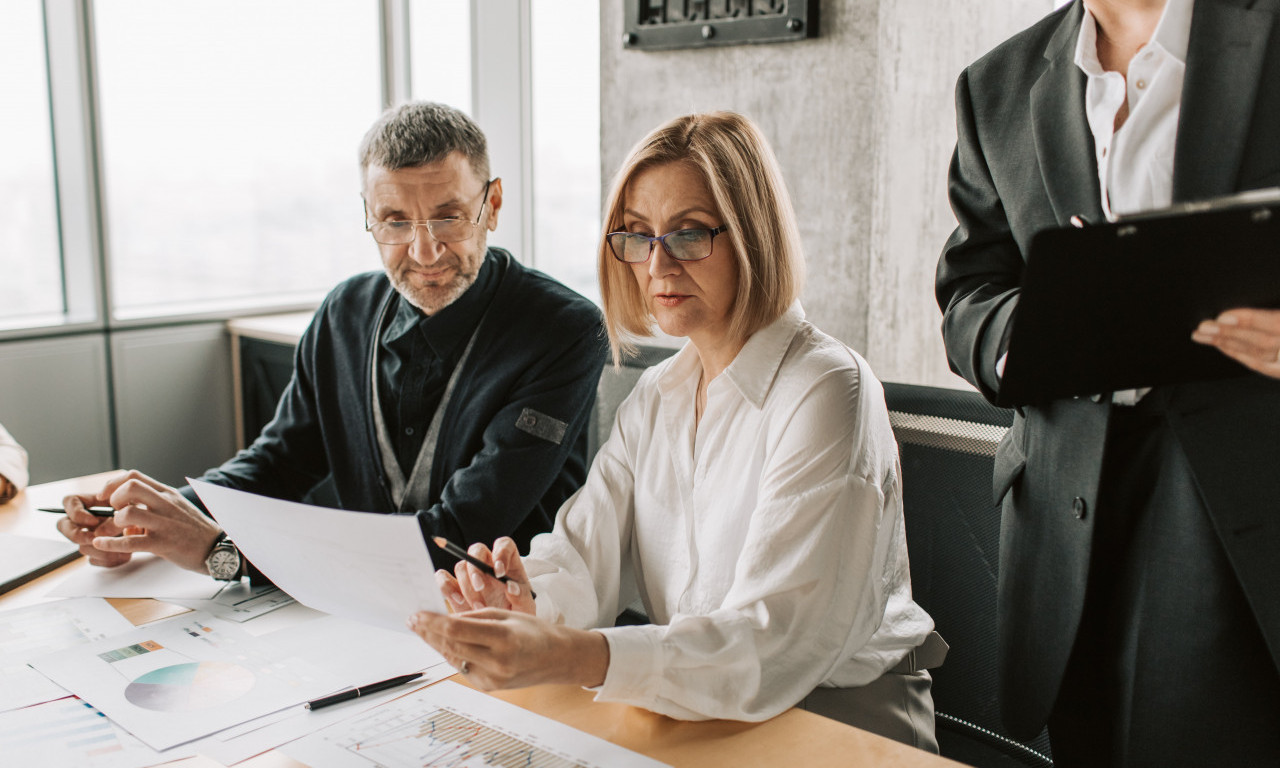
[205,533,244,581]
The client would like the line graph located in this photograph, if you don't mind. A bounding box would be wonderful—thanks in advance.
[341,706,581,767]
[282,681,668,768]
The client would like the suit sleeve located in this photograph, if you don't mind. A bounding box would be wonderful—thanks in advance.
[416,307,608,548]
[936,69,1027,402]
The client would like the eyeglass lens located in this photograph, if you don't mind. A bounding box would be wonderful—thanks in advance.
[369,219,476,245]
[609,229,716,263]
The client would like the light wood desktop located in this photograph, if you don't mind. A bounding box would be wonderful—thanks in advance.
[2,476,962,768]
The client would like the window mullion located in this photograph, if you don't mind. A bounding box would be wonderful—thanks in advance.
[42,0,107,330]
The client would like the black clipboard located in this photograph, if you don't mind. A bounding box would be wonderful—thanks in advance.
[997,190,1280,407]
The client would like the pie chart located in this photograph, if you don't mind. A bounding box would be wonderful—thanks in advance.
[124,661,256,712]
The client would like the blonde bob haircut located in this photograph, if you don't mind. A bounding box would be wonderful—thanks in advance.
[598,111,805,365]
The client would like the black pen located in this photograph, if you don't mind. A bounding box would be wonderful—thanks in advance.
[432,536,512,583]
[304,672,423,711]
[39,506,115,518]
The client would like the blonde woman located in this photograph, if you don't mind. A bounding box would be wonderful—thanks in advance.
[411,112,937,750]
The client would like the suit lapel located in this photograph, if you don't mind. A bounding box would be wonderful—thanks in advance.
[1031,2,1105,226]
[1174,0,1276,200]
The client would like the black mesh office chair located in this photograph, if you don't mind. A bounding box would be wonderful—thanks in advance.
[883,382,1053,768]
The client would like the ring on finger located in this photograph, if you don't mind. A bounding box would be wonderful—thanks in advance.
[460,660,470,675]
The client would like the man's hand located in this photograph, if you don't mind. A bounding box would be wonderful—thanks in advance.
[55,470,223,573]
[407,608,609,691]
[1193,308,1280,380]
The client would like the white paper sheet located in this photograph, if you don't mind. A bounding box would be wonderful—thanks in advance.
[0,696,198,768]
[29,612,348,751]
[282,681,671,768]
[197,666,454,765]
[183,614,450,765]
[171,581,295,623]
[47,553,224,600]
[0,597,135,712]
[189,479,447,632]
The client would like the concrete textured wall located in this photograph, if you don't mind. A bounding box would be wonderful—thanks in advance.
[600,1,1050,388]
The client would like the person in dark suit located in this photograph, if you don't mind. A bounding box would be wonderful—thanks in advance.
[936,1,1280,765]
[55,102,608,582]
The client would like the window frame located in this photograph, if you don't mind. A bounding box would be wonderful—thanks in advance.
[3,0,537,341]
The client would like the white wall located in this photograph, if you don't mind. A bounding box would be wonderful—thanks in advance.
[600,1,1051,387]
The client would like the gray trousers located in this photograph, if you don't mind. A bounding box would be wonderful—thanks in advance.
[799,670,938,753]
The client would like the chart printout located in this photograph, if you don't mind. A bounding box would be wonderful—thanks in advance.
[28,612,346,750]
[0,597,134,712]
[0,696,188,768]
[282,681,669,768]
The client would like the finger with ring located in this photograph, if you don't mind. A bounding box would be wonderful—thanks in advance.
[460,660,470,675]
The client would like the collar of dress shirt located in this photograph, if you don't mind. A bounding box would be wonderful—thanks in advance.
[382,250,496,360]
[1074,0,1193,76]
[657,301,806,410]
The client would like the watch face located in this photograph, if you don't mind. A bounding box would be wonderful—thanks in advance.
[208,548,240,580]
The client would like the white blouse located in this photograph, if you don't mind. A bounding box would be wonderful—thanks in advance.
[0,423,29,493]
[525,304,933,722]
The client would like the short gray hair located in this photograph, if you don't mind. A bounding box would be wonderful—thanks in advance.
[359,102,489,187]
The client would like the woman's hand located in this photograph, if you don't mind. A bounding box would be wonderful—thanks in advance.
[408,608,609,691]
[436,537,536,615]
[1193,308,1280,380]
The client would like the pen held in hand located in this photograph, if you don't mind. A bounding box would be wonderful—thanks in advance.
[432,536,535,599]
[304,672,423,711]
[39,506,115,518]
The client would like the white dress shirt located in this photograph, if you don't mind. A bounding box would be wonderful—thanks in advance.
[1073,0,1193,404]
[524,304,934,722]
[1075,0,1191,219]
[0,423,29,494]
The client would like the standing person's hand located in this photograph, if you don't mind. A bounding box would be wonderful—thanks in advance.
[56,470,222,573]
[1193,308,1280,379]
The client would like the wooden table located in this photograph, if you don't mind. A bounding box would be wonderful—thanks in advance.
[2,477,963,768]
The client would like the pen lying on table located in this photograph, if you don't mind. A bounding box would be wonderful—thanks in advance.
[433,536,536,599]
[304,672,424,711]
[39,506,115,517]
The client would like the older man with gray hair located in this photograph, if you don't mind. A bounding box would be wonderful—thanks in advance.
[57,102,608,581]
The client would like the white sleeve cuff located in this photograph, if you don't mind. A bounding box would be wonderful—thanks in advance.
[0,450,28,492]
[594,625,664,703]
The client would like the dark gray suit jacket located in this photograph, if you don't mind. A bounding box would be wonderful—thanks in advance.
[936,0,1280,739]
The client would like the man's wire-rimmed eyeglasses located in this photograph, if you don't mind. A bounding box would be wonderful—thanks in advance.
[365,180,493,245]
[605,226,729,263]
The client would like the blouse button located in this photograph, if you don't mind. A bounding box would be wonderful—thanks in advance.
[405,427,414,435]
[1136,79,1147,90]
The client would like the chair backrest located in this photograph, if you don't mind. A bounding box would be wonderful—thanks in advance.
[587,345,677,462]
[883,382,1053,768]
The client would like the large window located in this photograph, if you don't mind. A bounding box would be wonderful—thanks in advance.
[1,1,64,323]
[94,0,382,318]
[531,0,600,303]
[2,0,592,334]
[410,0,472,113]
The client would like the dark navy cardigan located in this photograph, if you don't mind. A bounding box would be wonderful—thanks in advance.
[191,249,607,564]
